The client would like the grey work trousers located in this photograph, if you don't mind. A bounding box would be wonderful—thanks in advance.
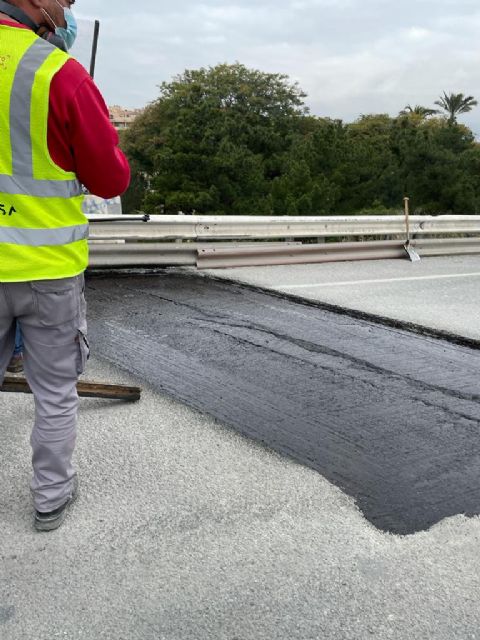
[0,274,89,513]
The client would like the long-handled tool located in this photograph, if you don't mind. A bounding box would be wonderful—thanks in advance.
[403,197,421,262]
[1,376,141,402]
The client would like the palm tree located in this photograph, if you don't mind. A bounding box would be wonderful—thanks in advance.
[399,104,438,118]
[434,92,478,125]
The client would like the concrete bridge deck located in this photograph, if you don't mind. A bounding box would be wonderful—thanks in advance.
[1,255,479,640]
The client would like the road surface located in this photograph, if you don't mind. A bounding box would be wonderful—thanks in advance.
[86,271,480,535]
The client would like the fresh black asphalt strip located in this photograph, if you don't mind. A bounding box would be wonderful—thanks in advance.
[86,271,480,536]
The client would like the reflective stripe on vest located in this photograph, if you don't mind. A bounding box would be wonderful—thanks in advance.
[0,224,89,246]
[10,40,53,177]
[0,174,83,198]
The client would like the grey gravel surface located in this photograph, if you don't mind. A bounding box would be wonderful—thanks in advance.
[199,255,480,341]
[1,357,480,640]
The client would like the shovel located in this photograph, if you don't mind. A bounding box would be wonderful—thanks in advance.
[403,197,421,262]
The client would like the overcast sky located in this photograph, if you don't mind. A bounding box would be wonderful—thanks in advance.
[73,0,480,133]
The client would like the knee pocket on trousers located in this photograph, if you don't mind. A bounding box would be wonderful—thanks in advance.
[31,278,78,327]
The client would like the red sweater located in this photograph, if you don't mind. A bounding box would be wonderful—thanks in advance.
[0,20,131,199]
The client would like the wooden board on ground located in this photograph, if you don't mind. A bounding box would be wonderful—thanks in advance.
[1,376,141,402]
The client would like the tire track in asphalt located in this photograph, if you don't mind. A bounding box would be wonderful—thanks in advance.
[86,271,480,535]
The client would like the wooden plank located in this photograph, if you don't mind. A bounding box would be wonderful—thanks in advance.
[1,376,141,402]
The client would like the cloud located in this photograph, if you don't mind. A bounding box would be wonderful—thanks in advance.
[72,0,480,133]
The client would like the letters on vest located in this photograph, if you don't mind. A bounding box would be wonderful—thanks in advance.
[0,28,88,282]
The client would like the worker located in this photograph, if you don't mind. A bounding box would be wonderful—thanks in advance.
[0,0,130,531]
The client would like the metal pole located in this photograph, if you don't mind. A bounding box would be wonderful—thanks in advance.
[403,196,421,262]
[404,197,410,244]
[89,20,100,79]
[87,214,150,223]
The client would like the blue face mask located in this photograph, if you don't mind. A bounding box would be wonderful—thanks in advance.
[54,2,78,51]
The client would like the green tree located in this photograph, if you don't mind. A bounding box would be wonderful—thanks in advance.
[271,118,344,215]
[392,115,476,213]
[120,62,480,217]
[122,63,308,215]
[434,92,478,125]
[338,115,403,213]
[399,105,438,118]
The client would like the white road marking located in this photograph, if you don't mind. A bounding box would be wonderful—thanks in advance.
[273,272,480,289]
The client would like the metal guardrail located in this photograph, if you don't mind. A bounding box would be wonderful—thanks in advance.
[87,215,480,269]
[89,214,480,241]
[88,242,301,268]
[197,238,480,269]
[89,242,197,267]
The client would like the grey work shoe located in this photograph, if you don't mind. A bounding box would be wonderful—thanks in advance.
[34,477,79,532]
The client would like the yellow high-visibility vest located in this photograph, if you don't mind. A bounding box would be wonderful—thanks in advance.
[0,25,88,282]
